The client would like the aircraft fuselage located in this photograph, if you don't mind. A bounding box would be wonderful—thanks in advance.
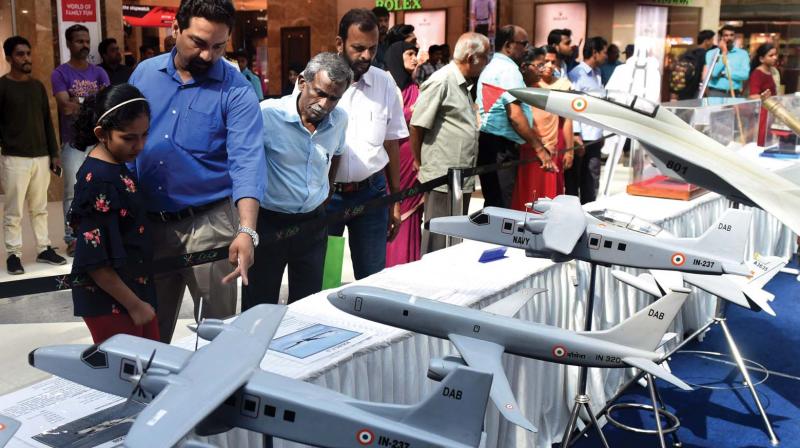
[329,289,658,369]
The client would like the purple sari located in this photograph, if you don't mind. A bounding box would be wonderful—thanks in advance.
[385,83,423,267]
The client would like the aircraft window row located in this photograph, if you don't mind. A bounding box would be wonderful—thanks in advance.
[469,210,489,225]
[588,235,626,252]
[224,394,297,423]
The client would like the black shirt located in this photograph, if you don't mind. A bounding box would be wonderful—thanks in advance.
[98,63,134,86]
[0,76,59,158]
[677,47,709,100]
[69,157,156,317]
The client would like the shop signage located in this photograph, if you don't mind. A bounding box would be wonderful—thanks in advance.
[650,0,692,5]
[375,0,422,12]
[123,5,177,27]
[61,0,96,22]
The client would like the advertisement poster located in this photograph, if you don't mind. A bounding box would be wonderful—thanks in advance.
[404,10,446,57]
[122,5,177,28]
[56,0,103,65]
[533,3,586,48]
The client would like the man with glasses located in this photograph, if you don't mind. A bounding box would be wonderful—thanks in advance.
[128,0,266,342]
[476,25,555,208]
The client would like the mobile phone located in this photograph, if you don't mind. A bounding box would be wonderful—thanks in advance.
[51,164,62,178]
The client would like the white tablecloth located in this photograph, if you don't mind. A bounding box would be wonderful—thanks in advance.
[3,190,795,448]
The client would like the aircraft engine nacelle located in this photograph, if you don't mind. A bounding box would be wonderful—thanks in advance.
[140,368,174,395]
[197,319,227,341]
[525,220,547,234]
[427,355,467,382]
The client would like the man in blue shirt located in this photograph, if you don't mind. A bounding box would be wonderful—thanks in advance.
[243,53,351,309]
[568,36,607,204]
[704,25,749,97]
[129,0,266,342]
[476,24,554,208]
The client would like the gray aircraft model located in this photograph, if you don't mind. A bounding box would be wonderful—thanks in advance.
[328,285,693,433]
[612,254,787,316]
[29,304,493,448]
[509,87,800,236]
[430,195,752,275]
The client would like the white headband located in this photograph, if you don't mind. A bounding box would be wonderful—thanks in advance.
[95,98,148,126]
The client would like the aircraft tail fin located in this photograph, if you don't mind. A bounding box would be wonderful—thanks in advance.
[694,209,752,273]
[589,288,690,352]
[402,366,492,447]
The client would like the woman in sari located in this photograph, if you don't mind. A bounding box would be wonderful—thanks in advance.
[511,46,574,210]
[384,41,424,267]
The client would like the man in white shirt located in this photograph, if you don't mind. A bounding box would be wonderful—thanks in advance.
[328,8,408,279]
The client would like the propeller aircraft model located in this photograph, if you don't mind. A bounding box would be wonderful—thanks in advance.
[328,285,694,433]
[29,304,494,448]
[508,87,800,236]
[430,195,752,275]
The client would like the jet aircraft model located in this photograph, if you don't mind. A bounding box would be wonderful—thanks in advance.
[29,305,493,448]
[509,87,800,236]
[612,254,787,316]
[329,285,693,433]
[430,195,752,275]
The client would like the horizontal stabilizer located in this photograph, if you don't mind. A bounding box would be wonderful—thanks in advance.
[482,288,547,317]
[449,334,537,432]
[611,271,663,297]
[623,357,692,391]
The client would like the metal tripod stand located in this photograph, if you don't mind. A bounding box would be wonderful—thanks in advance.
[560,263,611,448]
[572,293,780,447]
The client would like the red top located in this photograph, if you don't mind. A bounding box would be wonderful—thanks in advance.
[749,69,777,147]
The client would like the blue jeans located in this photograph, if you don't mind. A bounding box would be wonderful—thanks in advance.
[327,173,389,280]
[62,143,89,244]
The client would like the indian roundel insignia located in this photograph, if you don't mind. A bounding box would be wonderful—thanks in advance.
[671,252,686,266]
[552,345,567,358]
[571,97,588,112]
[357,429,374,445]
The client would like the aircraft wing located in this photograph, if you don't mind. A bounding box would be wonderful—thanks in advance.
[448,334,537,432]
[124,305,287,447]
[530,196,587,255]
[482,288,547,317]
[0,414,21,448]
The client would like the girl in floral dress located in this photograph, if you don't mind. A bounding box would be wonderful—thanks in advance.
[68,83,157,343]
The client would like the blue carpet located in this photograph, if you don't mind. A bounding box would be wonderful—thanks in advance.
[572,263,800,447]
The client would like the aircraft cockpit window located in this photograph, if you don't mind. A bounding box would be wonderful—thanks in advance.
[606,91,635,108]
[469,210,490,225]
[628,217,662,236]
[632,97,658,116]
[589,209,662,236]
[81,344,109,369]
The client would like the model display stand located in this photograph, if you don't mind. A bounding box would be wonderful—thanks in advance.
[627,97,761,200]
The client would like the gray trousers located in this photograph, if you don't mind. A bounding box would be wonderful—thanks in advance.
[421,190,471,255]
[150,200,238,342]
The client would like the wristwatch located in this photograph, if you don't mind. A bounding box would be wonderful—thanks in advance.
[238,225,259,247]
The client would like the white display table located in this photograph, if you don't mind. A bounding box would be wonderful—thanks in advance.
[1,189,794,448]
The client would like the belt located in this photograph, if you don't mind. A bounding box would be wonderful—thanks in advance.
[333,173,381,194]
[148,198,228,223]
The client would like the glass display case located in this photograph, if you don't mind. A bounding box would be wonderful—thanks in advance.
[762,93,800,155]
[627,97,762,200]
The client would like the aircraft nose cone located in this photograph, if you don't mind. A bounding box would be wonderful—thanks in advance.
[509,88,549,110]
